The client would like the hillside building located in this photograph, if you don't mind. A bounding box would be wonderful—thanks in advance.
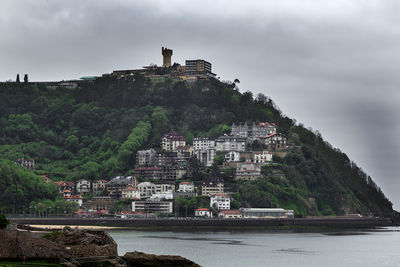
[231,122,276,141]
[161,131,186,151]
[210,193,230,210]
[215,135,246,152]
[136,149,156,166]
[202,178,224,196]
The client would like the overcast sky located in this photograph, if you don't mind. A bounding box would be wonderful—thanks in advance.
[1,0,399,209]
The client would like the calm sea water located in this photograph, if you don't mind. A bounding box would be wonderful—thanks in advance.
[109,227,400,267]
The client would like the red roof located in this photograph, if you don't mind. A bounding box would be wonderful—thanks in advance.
[196,208,209,211]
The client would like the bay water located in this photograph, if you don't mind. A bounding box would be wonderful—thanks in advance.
[109,227,400,267]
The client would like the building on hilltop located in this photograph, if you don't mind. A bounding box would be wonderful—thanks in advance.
[162,47,173,67]
[185,60,215,77]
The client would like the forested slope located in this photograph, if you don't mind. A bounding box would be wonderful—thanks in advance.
[0,75,393,216]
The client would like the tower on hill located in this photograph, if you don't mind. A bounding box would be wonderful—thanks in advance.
[162,47,173,67]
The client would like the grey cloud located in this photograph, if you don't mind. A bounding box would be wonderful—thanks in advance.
[0,0,399,209]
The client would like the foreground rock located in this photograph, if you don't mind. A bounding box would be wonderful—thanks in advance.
[0,227,117,260]
[123,251,201,267]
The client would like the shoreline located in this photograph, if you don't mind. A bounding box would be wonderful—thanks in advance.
[11,217,395,231]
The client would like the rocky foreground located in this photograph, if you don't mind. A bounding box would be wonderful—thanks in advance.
[0,226,200,267]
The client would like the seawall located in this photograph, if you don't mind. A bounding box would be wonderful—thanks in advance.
[11,217,393,230]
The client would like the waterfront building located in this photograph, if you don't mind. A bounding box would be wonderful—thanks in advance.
[132,200,173,214]
[218,210,243,219]
[195,208,212,218]
[210,193,230,210]
[240,208,294,219]
[64,195,84,207]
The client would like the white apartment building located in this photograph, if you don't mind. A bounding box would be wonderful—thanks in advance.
[178,182,195,193]
[121,187,141,199]
[76,179,91,195]
[253,151,273,164]
[215,136,247,152]
[210,193,231,210]
[138,182,156,198]
[195,148,216,167]
[193,137,215,150]
[161,131,186,151]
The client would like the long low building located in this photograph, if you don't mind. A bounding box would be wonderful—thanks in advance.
[132,200,173,214]
[240,208,294,219]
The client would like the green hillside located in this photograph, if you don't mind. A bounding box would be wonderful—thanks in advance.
[0,75,393,216]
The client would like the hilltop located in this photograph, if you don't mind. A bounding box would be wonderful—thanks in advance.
[0,71,393,218]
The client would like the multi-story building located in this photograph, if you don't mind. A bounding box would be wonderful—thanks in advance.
[235,163,261,181]
[161,165,187,180]
[132,200,173,214]
[195,148,216,167]
[154,182,175,194]
[83,196,116,211]
[193,137,215,151]
[16,158,35,170]
[155,151,177,166]
[202,178,224,196]
[121,187,140,199]
[185,59,215,78]
[106,176,137,199]
[136,149,156,166]
[174,145,194,157]
[138,182,156,199]
[253,151,273,164]
[215,136,247,152]
[76,179,91,195]
[161,131,186,151]
[64,195,84,207]
[134,166,163,180]
[264,133,287,151]
[178,182,195,193]
[225,151,241,162]
[92,179,108,195]
[231,122,276,141]
[195,208,212,218]
[210,193,230,210]
[54,181,75,194]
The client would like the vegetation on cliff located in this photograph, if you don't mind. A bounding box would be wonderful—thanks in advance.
[0,75,393,216]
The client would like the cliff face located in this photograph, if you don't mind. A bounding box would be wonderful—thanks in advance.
[0,228,117,260]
